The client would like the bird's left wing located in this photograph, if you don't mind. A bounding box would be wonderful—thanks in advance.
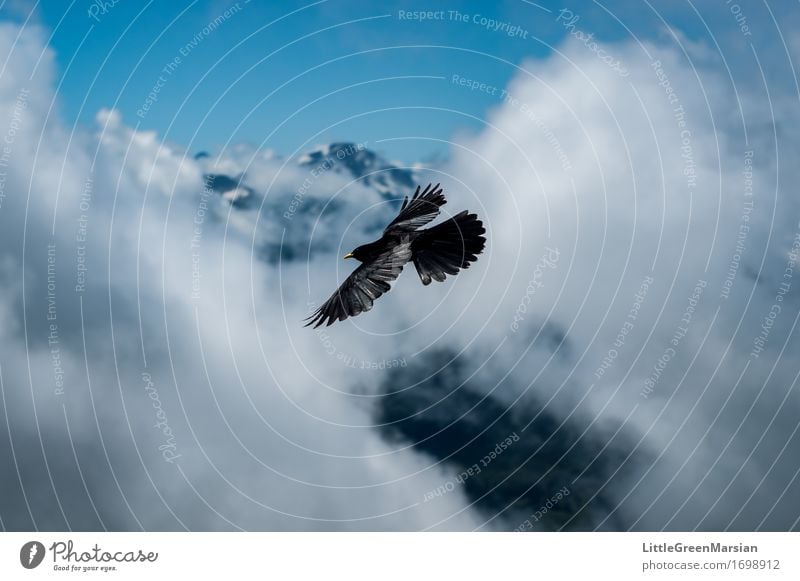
[304,242,412,328]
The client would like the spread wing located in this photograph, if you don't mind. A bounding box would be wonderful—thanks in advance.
[304,243,412,328]
[383,183,447,234]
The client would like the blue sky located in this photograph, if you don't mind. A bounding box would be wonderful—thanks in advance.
[7,0,796,163]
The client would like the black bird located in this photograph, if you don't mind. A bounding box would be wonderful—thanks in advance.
[305,183,486,328]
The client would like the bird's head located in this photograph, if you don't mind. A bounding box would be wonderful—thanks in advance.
[342,243,373,263]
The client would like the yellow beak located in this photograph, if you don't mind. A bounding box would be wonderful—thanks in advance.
[343,252,354,260]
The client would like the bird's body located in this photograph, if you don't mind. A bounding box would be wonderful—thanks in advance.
[347,231,413,264]
[305,183,486,328]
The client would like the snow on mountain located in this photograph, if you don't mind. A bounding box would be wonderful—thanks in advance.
[297,142,418,196]
[193,142,421,264]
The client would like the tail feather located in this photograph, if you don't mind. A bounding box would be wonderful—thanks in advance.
[411,210,486,285]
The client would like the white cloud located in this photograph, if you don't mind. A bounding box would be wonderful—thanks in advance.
[439,36,800,529]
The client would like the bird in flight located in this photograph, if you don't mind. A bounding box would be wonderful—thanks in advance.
[305,183,486,328]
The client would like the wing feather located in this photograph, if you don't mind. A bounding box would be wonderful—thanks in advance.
[383,183,447,233]
[304,243,412,327]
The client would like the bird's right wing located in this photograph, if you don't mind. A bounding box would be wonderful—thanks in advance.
[383,183,447,234]
[304,242,412,328]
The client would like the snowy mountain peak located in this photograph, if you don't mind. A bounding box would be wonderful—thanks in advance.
[296,142,417,195]
[192,142,423,264]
